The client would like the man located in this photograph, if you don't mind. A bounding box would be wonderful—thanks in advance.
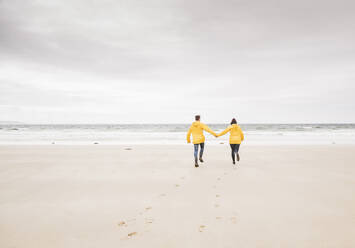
[186,115,217,167]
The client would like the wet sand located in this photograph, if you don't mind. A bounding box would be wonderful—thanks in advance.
[0,145,354,248]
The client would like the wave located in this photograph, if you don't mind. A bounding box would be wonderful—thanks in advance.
[1,124,354,145]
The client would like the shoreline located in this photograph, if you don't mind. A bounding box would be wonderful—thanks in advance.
[0,143,352,146]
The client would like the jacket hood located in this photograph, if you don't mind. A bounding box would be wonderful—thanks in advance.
[192,121,200,127]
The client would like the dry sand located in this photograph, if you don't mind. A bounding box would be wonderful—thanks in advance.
[0,145,354,248]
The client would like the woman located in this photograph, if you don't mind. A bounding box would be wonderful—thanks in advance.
[217,118,244,164]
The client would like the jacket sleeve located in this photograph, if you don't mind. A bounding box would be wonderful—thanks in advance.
[186,126,192,143]
[240,128,244,141]
[218,127,231,137]
[202,124,217,136]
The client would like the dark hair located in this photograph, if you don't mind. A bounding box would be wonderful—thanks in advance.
[195,115,200,121]
[231,118,237,125]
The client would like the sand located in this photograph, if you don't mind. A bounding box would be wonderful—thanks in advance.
[0,145,354,248]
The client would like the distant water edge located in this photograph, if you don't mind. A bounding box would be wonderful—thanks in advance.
[0,124,355,145]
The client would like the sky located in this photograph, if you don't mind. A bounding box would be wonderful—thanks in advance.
[0,0,354,124]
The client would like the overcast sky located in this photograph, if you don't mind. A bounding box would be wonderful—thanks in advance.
[1,0,354,123]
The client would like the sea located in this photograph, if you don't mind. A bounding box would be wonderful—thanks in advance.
[1,124,355,145]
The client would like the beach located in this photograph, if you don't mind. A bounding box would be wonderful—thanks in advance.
[0,144,354,247]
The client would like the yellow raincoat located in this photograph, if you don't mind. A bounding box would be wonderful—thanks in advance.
[187,121,217,144]
[217,124,244,144]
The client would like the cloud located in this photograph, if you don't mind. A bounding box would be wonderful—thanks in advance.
[0,0,354,123]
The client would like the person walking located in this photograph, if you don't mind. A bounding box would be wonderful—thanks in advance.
[187,115,217,167]
[217,118,244,164]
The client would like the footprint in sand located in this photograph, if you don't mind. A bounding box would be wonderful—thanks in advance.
[216,194,220,198]
[180,176,185,179]
[159,193,166,197]
[145,218,154,224]
[214,204,220,208]
[145,207,152,211]
[128,232,137,237]
[175,184,180,187]
[117,221,127,227]
[230,217,237,224]
[216,217,222,220]
[199,225,206,232]
[217,178,221,181]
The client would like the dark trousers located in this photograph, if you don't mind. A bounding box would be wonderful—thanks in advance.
[194,143,205,160]
[230,144,240,162]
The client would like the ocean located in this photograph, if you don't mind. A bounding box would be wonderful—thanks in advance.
[1,124,355,145]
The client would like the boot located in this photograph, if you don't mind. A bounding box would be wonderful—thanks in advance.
[237,153,240,161]
[195,158,199,167]
[199,157,204,163]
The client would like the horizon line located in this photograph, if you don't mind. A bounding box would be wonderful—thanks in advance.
[1,122,355,125]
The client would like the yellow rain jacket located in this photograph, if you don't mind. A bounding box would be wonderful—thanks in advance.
[187,121,217,144]
[218,124,244,144]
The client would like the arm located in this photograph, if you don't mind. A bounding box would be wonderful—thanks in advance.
[217,127,231,137]
[202,124,217,137]
[240,128,244,141]
[186,126,192,143]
